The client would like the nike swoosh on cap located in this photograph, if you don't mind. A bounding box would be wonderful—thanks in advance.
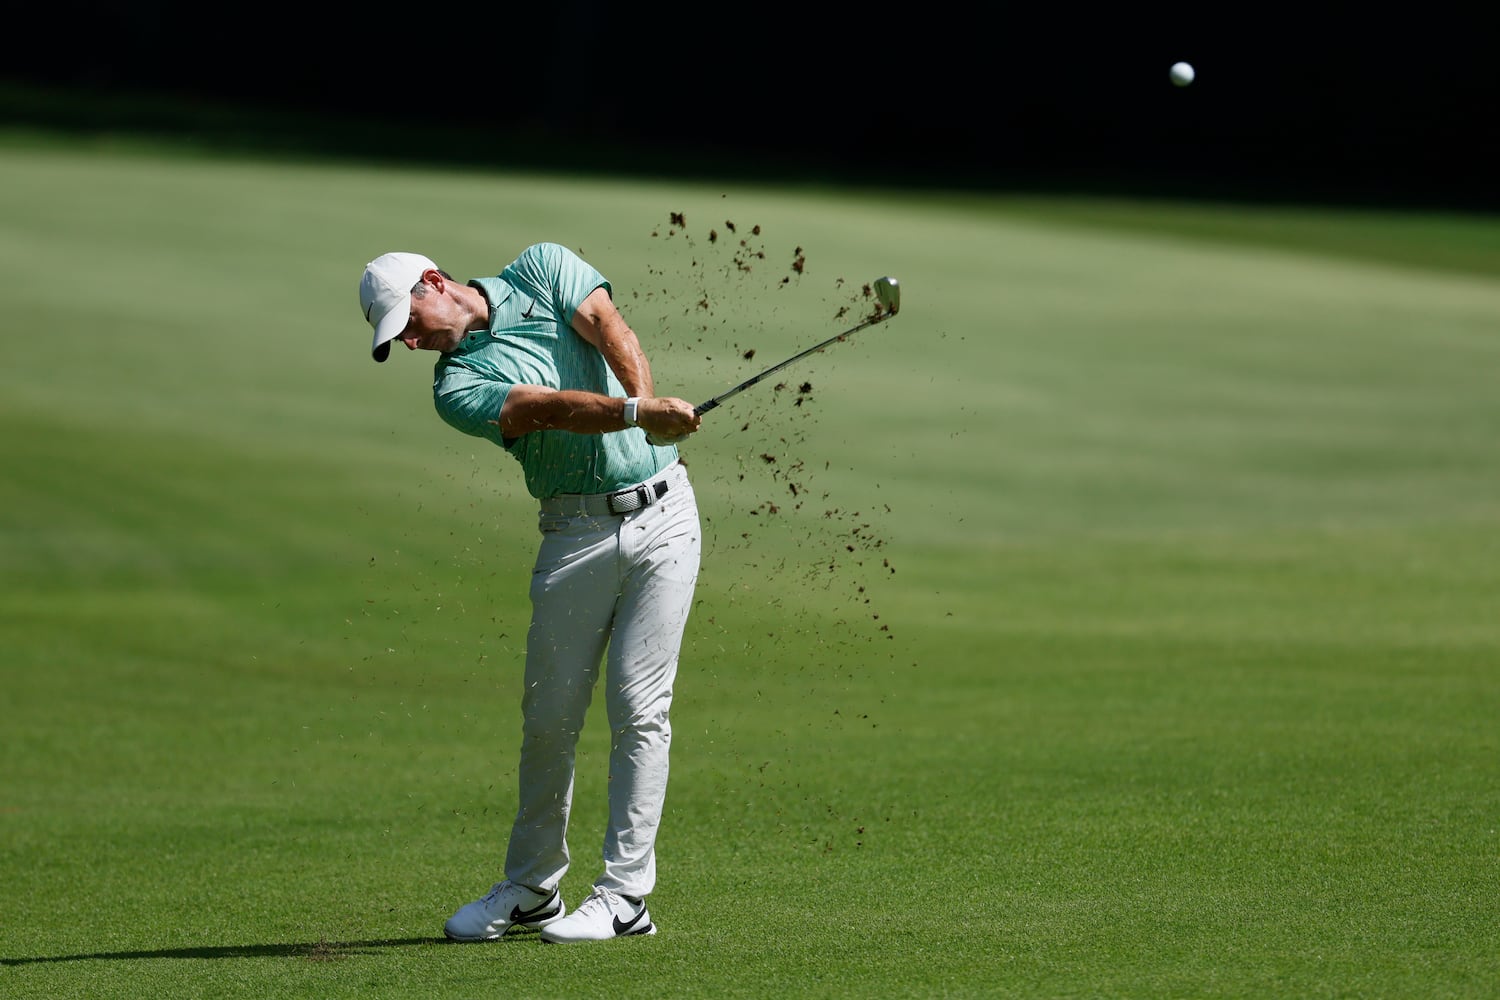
[365,301,374,322]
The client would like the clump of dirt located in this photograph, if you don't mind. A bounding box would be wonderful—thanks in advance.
[642,209,897,649]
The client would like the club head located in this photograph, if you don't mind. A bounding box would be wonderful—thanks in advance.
[874,276,900,316]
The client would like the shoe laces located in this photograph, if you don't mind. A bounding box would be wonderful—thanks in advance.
[579,885,624,916]
[481,881,510,904]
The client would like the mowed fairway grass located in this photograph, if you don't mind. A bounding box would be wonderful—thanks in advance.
[2,140,1498,999]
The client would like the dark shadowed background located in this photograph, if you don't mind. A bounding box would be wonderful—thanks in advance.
[4,1,1497,210]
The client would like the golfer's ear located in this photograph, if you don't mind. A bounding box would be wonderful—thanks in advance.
[421,268,445,291]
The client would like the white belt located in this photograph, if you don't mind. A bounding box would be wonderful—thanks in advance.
[541,468,676,517]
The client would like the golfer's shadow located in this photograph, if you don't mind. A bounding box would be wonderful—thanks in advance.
[1,936,464,966]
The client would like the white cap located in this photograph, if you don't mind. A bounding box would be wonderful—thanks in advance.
[358,252,438,362]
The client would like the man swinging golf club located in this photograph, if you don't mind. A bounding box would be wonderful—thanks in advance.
[356,242,701,943]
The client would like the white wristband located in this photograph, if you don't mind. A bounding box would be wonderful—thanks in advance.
[623,397,640,427]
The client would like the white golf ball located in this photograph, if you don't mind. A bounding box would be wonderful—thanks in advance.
[1170,62,1195,87]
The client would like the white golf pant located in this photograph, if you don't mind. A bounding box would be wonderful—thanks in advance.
[505,461,699,899]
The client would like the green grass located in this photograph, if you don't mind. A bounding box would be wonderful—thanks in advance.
[972,194,1500,281]
[1,137,1498,999]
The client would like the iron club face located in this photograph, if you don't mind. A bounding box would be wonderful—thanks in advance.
[874,276,900,316]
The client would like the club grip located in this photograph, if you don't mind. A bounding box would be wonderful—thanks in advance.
[694,400,718,416]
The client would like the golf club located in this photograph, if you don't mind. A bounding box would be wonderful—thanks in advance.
[694,276,900,416]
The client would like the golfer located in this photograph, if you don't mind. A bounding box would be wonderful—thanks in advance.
[356,243,702,943]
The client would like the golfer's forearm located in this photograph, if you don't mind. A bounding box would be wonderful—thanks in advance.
[572,286,656,398]
[500,390,633,436]
[598,330,655,398]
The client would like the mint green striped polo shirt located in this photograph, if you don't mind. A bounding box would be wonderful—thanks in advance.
[432,242,677,499]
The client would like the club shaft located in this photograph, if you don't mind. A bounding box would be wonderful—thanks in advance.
[694,313,888,415]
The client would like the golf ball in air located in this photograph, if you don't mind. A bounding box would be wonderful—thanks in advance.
[1170,62,1195,87]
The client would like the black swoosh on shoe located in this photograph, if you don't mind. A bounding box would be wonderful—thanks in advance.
[611,908,652,936]
[510,892,561,925]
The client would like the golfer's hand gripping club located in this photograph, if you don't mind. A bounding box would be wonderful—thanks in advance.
[693,276,900,417]
[638,395,701,446]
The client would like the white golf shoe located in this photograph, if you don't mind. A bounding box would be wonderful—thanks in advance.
[539,885,657,943]
[443,881,566,941]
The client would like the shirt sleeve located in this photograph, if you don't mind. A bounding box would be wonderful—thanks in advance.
[433,365,512,447]
[508,243,610,324]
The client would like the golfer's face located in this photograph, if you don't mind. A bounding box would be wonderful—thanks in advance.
[395,278,466,354]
